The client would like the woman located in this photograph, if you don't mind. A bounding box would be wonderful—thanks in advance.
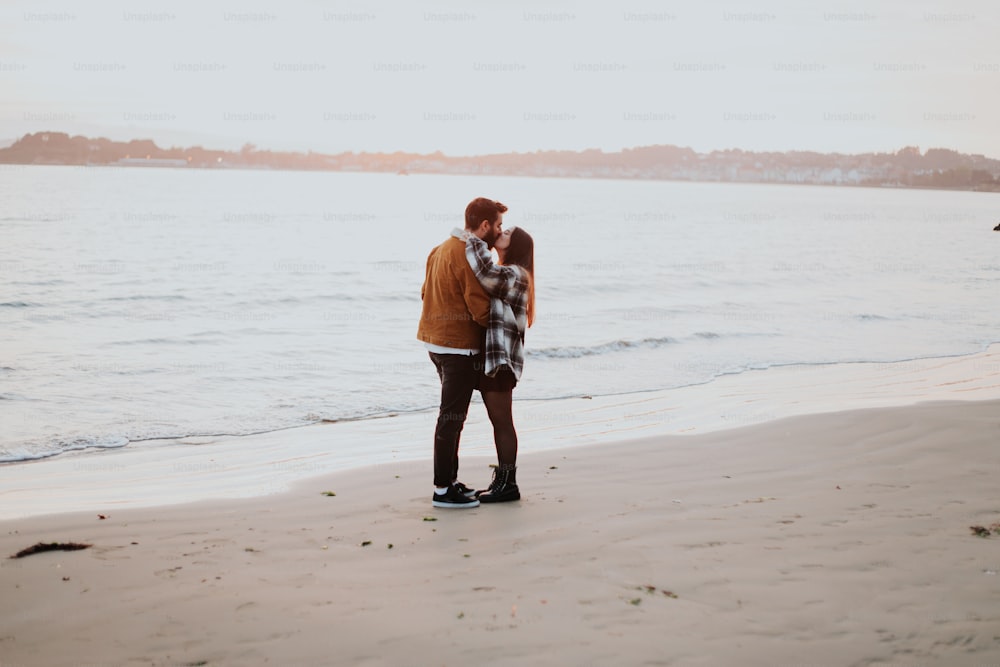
[459,226,535,503]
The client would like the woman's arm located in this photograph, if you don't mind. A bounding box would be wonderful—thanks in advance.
[464,234,523,302]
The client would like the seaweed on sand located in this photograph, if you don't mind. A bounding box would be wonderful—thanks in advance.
[11,542,92,559]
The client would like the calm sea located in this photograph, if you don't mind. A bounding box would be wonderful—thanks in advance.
[1,165,998,462]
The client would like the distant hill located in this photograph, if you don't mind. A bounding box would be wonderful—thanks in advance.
[2,131,999,192]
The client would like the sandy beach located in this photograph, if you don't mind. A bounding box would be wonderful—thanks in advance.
[3,388,1000,665]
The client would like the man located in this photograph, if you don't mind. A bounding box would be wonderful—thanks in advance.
[417,197,506,508]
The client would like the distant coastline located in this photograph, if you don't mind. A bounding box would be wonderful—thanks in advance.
[3,131,999,192]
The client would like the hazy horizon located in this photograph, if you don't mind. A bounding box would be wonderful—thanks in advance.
[2,0,998,159]
[6,130,1000,162]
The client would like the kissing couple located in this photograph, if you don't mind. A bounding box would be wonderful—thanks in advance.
[417,197,536,508]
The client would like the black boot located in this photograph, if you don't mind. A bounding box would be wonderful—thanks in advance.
[477,464,520,503]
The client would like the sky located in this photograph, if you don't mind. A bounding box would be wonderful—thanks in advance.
[1,0,998,158]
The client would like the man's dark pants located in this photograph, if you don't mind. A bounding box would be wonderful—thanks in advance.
[429,352,482,488]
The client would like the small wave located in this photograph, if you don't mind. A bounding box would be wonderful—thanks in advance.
[104,294,189,303]
[0,301,36,308]
[856,313,891,322]
[106,338,188,347]
[0,434,130,464]
[693,331,721,339]
[372,292,422,303]
[231,295,309,308]
[0,402,444,465]
[306,292,417,304]
[231,293,359,308]
[8,279,69,287]
[529,336,678,359]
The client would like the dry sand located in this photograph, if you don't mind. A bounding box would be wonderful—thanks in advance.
[3,399,1000,666]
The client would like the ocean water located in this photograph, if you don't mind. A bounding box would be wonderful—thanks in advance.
[1,165,998,462]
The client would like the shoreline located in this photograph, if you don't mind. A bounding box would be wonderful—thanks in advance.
[6,340,999,468]
[2,398,999,665]
[2,344,999,521]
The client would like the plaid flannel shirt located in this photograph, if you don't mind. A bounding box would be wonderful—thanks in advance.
[453,229,529,380]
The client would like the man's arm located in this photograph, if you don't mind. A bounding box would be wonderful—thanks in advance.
[420,252,431,301]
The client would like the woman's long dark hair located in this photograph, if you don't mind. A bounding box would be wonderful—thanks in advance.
[501,227,535,327]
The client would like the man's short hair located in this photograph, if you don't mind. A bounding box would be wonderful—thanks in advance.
[465,197,508,230]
